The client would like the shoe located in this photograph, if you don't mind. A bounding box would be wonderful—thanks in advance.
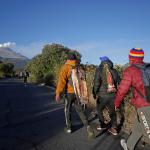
[96,125,107,131]
[87,125,95,140]
[120,139,128,150]
[96,123,108,131]
[108,127,118,135]
[141,141,146,147]
[64,127,72,134]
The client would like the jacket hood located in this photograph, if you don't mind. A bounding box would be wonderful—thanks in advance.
[130,61,147,70]
[65,60,77,67]
[129,59,144,65]
[99,59,113,69]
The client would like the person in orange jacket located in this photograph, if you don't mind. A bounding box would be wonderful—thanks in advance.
[55,53,95,139]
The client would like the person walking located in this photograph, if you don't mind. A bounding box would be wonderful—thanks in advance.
[23,70,29,86]
[93,56,120,135]
[115,48,150,150]
[55,53,95,139]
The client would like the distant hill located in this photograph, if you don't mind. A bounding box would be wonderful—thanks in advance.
[0,47,29,69]
[0,47,28,59]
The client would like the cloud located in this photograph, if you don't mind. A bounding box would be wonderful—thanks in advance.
[3,38,149,65]
[0,42,16,48]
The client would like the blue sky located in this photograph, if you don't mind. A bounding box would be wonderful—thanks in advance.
[0,0,150,65]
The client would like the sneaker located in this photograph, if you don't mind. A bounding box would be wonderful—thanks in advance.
[96,123,108,131]
[64,127,72,134]
[141,141,146,147]
[87,125,95,139]
[120,139,128,150]
[96,125,107,131]
[108,127,118,135]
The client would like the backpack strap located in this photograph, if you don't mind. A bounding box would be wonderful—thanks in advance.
[68,65,75,87]
[131,64,147,100]
[100,64,117,93]
[132,86,147,99]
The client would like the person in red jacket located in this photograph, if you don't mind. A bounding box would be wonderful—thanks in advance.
[115,48,150,150]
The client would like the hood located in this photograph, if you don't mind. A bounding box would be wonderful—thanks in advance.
[130,61,147,70]
[99,59,113,69]
[129,59,144,65]
[65,60,77,67]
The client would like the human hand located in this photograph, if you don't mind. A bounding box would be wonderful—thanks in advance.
[115,106,120,111]
[55,95,61,103]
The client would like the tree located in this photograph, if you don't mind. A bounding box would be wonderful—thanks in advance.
[0,62,14,77]
[26,43,81,85]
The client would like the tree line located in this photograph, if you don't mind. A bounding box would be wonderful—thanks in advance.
[0,60,14,78]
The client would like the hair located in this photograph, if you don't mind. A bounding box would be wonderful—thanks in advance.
[67,53,77,60]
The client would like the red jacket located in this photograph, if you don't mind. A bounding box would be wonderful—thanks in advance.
[115,61,150,108]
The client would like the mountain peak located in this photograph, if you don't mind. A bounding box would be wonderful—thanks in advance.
[0,47,28,60]
[0,47,29,69]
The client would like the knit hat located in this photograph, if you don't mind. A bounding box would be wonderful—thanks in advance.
[129,48,144,61]
[100,56,109,61]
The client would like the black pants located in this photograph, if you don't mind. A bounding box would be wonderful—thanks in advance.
[97,94,117,128]
[64,93,89,128]
[24,77,27,84]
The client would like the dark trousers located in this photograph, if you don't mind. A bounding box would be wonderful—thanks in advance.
[24,77,27,84]
[97,94,117,128]
[64,93,89,128]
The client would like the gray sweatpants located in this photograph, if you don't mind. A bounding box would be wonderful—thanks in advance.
[127,106,150,150]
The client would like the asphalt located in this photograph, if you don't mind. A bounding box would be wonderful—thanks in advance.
[0,78,150,150]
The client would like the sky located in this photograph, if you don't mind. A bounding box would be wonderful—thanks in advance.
[0,0,150,65]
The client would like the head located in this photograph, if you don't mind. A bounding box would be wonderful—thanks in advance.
[99,56,113,69]
[100,56,109,62]
[67,53,77,60]
[129,48,144,64]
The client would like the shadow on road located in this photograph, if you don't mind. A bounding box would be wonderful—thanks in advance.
[0,78,150,150]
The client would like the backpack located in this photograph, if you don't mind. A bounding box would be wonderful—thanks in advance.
[69,66,89,105]
[101,63,117,93]
[132,63,150,103]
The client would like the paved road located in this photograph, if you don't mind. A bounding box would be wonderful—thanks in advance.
[0,78,149,150]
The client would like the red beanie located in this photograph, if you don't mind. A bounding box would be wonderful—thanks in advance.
[129,48,144,61]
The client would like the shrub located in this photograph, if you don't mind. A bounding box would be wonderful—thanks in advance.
[44,72,55,86]
[26,43,81,86]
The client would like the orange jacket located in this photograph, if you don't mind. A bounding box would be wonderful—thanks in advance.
[56,60,77,97]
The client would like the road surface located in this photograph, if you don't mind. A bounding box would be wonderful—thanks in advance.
[0,78,149,150]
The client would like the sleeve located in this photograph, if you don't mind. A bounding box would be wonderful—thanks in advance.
[93,67,101,96]
[115,68,132,108]
[56,65,68,97]
[114,69,121,86]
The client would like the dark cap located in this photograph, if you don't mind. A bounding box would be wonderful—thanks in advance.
[67,53,77,60]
